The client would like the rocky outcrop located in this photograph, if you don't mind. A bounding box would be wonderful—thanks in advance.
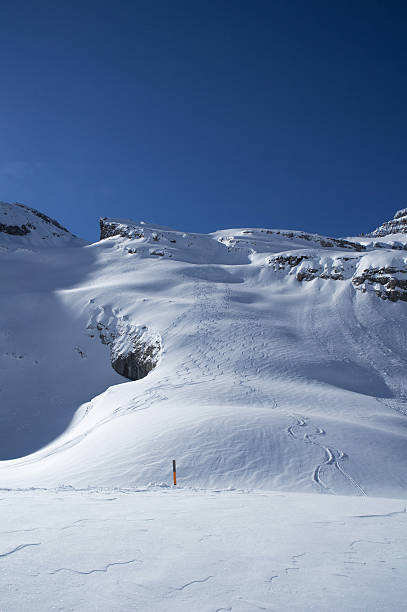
[296,268,344,282]
[0,222,31,236]
[0,201,76,243]
[100,218,145,240]
[352,267,407,302]
[87,304,161,381]
[111,340,160,380]
[269,252,407,302]
[268,253,350,281]
[271,255,310,268]
[372,208,407,237]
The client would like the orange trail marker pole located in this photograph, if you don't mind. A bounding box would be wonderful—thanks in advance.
[173,459,177,486]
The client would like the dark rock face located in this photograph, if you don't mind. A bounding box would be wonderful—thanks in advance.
[295,268,344,281]
[352,268,407,302]
[100,218,126,240]
[100,218,144,241]
[89,314,161,382]
[272,255,309,268]
[372,208,407,237]
[270,252,407,301]
[111,340,160,380]
[296,268,321,281]
[268,254,347,281]
[0,222,31,236]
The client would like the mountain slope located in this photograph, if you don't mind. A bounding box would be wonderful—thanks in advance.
[0,204,406,497]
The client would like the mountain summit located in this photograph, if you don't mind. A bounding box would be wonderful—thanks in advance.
[372,207,407,237]
[0,201,81,248]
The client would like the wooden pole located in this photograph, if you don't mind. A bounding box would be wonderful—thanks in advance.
[173,459,177,486]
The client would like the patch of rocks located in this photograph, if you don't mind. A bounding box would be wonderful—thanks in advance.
[371,208,407,237]
[87,305,161,381]
[352,267,407,302]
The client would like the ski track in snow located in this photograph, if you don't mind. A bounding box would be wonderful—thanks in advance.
[353,508,406,519]
[0,542,41,558]
[287,416,366,495]
[176,575,213,590]
[49,559,140,575]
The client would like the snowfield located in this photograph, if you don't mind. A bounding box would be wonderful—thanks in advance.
[1,487,407,612]
[0,203,407,610]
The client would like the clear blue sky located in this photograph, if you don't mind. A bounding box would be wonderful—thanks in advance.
[0,1,406,241]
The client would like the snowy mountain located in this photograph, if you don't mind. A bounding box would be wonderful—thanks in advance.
[371,207,407,237]
[0,201,82,248]
[1,203,407,498]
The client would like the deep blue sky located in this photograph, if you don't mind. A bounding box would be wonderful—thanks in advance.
[0,1,406,241]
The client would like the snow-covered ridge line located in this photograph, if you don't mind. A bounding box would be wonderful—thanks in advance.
[15,202,70,233]
[0,201,81,248]
[100,216,366,252]
[235,228,366,251]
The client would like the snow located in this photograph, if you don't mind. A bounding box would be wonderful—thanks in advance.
[0,207,407,497]
[371,207,407,237]
[0,201,83,249]
[1,203,407,609]
[0,487,406,611]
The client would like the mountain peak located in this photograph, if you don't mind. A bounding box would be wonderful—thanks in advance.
[371,208,407,237]
[0,201,81,248]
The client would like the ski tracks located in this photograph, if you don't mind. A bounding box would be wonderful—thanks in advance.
[288,416,366,495]
[171,279,278,410]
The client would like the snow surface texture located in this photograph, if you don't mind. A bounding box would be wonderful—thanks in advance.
[0,487,406,612]
[0,204,407,499]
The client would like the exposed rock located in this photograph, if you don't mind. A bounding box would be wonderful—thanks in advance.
[269,253,349,282]
[352,267,407,302]
[87,305,161,381]
[296,269,319,281]
[296,268,342,282]
[270,251,407,301]
[100,218,145,240]
[111,339,160,380]
[15,203,70,233]
[270,255,309,268]
[0,222,31,236]
[320,272,344,281]
[0,201,77,244]
[371,208,407,237]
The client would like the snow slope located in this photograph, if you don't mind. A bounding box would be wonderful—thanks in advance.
[1,204,407,498]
